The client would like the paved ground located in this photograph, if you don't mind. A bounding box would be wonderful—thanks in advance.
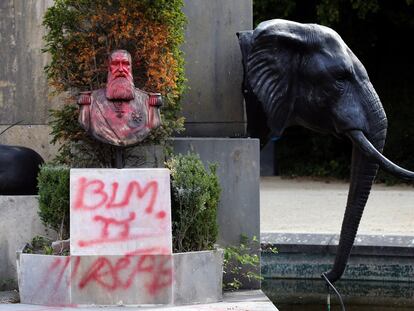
[260,177,414,236]
[0,290,277,311]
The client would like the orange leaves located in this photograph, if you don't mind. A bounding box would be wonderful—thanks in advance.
[47,1,183,97]
[138,22,179,95]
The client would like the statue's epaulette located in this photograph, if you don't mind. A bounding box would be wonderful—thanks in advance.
[147,92,163,107]
[77,91,92,105]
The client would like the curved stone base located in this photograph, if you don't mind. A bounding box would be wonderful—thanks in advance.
[17,250,223,306]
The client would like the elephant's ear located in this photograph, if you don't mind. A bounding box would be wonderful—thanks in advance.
[247,19,313,136]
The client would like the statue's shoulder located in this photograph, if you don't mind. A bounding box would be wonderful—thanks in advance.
[89,88,107,105]
[133,87,148,95]
[91,88,106,98]
[134,88,163,107]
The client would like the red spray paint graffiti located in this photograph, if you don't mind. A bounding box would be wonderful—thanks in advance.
[42,169,175,304]
[42,254,172,297]
[71,176,170,251]
[78,254,172,294]
[73,178,159,213]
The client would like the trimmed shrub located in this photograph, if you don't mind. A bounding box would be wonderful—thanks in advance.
[166,153,221,253]
[37,165,70,239]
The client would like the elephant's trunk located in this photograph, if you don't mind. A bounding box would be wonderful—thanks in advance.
[324,128,387,283]
[348,130,414,180]
[325,128,414,282]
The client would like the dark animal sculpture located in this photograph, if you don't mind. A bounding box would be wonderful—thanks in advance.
[0,145,44,195]
[238,19,414,283]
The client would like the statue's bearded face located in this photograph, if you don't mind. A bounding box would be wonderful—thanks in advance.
[106,51,135,100]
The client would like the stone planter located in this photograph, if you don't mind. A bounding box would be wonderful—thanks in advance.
[17,253,71,306]
[16,247,223,306]
[173,249,224,305]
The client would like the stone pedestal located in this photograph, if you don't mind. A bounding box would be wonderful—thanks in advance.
[69,168,173,305]
[171,138,261,289]
[17,249,223,306]
[70,169,172,256]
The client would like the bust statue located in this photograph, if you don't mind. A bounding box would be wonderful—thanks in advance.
[78,50,162,147]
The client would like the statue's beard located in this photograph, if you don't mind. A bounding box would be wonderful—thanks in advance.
[106,76,135,100]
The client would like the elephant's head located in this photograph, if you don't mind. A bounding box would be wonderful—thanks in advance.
[239,19,414,283]
[238,30,270,148]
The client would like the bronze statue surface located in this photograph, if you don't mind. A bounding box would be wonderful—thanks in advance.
[238,19,414,285]
[78,50,162,147]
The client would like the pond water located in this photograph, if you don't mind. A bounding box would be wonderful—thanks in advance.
[262,279,414,311]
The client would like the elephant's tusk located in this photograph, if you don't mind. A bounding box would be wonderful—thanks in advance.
[347,130,414,181]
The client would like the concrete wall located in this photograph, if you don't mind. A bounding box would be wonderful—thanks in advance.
[180,0,252,137]
[0,0,60,161]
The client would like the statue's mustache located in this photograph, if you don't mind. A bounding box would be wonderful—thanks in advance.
[106,76,134,100]
[110,74,133,83]
[114,72,127,78]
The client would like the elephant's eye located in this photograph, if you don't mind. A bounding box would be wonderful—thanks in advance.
[334,72,349,93]
[336,71,349,81]
[335,66,353,81]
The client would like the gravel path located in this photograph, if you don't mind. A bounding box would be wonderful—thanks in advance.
[260,177,414,236]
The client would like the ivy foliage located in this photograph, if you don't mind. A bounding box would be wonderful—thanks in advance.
[166,153,221,253]
[254,0,414,183]
[43,0,186,166]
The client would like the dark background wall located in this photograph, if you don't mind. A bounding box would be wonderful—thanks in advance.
[180,0,252,137]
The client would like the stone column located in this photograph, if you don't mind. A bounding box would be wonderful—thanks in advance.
[181,0,253,137]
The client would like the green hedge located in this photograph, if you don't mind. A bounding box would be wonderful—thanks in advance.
[166,153,221,252]
[37,165,70,239]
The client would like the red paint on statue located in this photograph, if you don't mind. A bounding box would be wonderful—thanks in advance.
[77,50,162,147]
[106,51,135,101]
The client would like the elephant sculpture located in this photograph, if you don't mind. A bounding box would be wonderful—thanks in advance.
[238,19,414,283]
[0,145,44,195]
